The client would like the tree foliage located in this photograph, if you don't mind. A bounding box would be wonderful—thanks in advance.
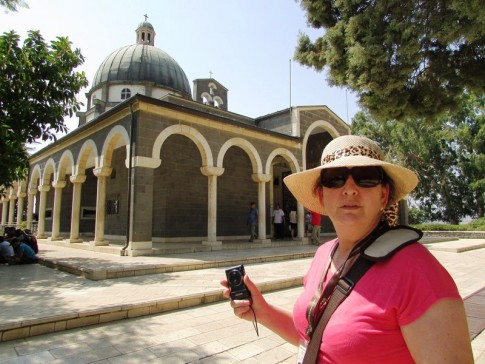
[295,0,485,123]
[0,30,88,189]
[351,93,484,224]
[0,0,28,12]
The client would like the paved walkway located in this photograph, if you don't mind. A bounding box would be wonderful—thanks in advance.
[0,238,484,363]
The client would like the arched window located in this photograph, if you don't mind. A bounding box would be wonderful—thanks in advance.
[121,88,131,100]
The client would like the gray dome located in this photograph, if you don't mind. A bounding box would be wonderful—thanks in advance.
[91,44,192,98]
[137,21,154,31]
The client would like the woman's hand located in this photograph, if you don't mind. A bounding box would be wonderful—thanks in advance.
[221,274,267,322]
[221,271,300,345]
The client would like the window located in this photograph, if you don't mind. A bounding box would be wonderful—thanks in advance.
[81,207,96,220]
[121,88,131,100]
[106,196,120,215]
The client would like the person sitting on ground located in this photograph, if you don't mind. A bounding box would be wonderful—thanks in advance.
[15,229,39,254]
[222,135,473,363]
[0,236,14,264]
[9,237,38,265]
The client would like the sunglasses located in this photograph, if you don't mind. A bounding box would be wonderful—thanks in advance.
[320,167,384,188]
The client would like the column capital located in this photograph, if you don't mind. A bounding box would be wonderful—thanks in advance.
[252,173,272,183]
[17,192,26,198]
[70,174,87,184]
[200,166,225,177]
[52,180,67,189]
[38,185,50,193]
[28,188,37,195]
[93,166,112,177]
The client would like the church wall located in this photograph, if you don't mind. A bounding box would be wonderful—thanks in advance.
[152,89,170,99]
[104,147,129,237]
[218,147,261,236]
[44,188,53,232]
[257,112,292,135]
[135,111,163,158]
[152,134,207,238]
[26,95,349,244]
[298,109,349,137]
[78,169,97,236]
[109,84,145,102]
[59,178,73,234]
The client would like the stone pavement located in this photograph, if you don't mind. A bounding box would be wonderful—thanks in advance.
[0,238,484,363]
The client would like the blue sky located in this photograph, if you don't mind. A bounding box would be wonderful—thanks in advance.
[1,0,360,142]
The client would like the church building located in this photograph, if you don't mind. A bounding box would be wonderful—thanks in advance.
[0,20,350,255]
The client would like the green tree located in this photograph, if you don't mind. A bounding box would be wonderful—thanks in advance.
[0,0,28,12]
[295,0,485,123]
[0,30,88,190]
[351,95,484,223]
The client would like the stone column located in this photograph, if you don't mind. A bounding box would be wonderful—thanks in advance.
[8,189,16,226]
[37,185,50,238]
[50,180,66,241]
[1,198,9,227]
[200,166,224,246]
[26,188,36,231]
[125,165,156,254]
[92,166,112,246]
[252,173,272,244]
[69,174,86,243]
[16,192,26,227]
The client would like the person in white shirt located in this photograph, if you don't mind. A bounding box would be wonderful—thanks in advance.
[272,204,285,240]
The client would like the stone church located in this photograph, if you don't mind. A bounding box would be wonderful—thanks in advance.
[0,20,350,255]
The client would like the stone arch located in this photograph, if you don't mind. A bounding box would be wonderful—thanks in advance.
[99,125,130,168]
[265,148,300,175]
[302,120,342,170]
[76,139,99,175]
[217,138,262,174]
[29,165,42,190]
[41,158,56,186]
[56,150,75,181]
[152,124,213,167]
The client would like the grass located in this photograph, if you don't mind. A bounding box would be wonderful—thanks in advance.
[412,217,485,231]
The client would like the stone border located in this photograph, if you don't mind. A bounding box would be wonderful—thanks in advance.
[0,277,303,343]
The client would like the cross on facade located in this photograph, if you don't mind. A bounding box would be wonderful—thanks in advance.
[209,70,213,78]
[144,14,148,21]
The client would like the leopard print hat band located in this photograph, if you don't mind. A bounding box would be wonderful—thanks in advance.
[321,144,383,165]
[283,135,419,216]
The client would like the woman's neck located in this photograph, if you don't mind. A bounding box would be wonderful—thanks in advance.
[334,220,382,257]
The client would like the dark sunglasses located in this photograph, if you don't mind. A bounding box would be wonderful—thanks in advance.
[320,167,384,188]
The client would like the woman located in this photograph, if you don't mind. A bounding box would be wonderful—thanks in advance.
[221,135,473,363]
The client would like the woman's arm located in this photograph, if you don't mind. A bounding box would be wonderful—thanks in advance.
[221,274,300,345]
[401,298,473,363]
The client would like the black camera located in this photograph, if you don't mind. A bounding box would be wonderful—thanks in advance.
[225,264,251,300]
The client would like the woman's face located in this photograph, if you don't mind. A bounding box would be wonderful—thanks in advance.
[321,167,390,234]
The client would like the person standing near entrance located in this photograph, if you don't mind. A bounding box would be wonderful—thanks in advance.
[310,210,322,246]
[272,204,285,240]
[289,207,297,239]
[246,202,258,242]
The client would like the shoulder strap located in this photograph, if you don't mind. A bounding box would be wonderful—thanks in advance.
[302,225,422,364]
[302,257,374,364]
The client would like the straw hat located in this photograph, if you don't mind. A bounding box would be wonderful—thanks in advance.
[283,135,418,215]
